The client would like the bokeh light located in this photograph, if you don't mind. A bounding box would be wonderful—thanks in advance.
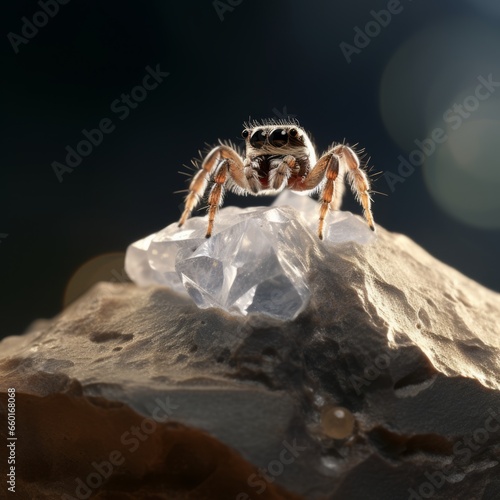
[380,16,500,229]
[63,252,128,307]
[465,0,500,17]
[380,18,500,153]
[423,118,500,229]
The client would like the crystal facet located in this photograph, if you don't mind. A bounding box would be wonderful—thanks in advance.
[125,192,375,319]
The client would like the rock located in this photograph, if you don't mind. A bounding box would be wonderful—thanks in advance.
[1,206,500,499]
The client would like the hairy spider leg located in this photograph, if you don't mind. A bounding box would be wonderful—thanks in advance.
[293,151,338,239]
[178,144,247,235]
[297,144,374,239]
[206,160,229,238]
[335,144,375,231]
[317,155,340,240]
[269,155,297,191]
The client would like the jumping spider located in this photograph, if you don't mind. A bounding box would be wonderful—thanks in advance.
[178,120,375,240]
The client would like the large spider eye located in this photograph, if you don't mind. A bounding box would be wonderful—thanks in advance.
[249,129,267,147]
[241,129,249,139]
[269,128,288,147]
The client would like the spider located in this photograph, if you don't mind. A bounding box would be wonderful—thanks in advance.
[178,120,375,240]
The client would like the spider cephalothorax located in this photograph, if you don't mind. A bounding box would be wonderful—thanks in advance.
[178,119,375,239]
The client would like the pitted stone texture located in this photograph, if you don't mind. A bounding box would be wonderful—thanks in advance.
[2,218,500,498]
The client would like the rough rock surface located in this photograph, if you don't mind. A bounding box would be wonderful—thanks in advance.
[1,204,500,499]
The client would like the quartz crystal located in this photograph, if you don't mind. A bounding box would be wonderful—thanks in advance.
[125,191,375,319]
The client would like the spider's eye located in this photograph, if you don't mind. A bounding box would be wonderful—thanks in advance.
[249,129,267,147]
[289,128,299,138]
[241,129,249,139]
[269,128,288,147]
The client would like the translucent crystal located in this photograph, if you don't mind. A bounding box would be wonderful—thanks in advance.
[125,192,375,319]
[272,190,376,245]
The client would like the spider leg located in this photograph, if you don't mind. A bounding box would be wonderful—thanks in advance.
[294,152,341,239]
[330,170,346,210]
[269,155,296,191]
[333,144,375,231]
[298,143,374,238]
[178,144,245,228]
[317,154,340,240]
[206,153,256,236]
[243,158,261,193]
[295,153,331,192]
[206,161,229,238]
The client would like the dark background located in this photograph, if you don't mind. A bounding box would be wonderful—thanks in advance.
[2,0,500,339]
